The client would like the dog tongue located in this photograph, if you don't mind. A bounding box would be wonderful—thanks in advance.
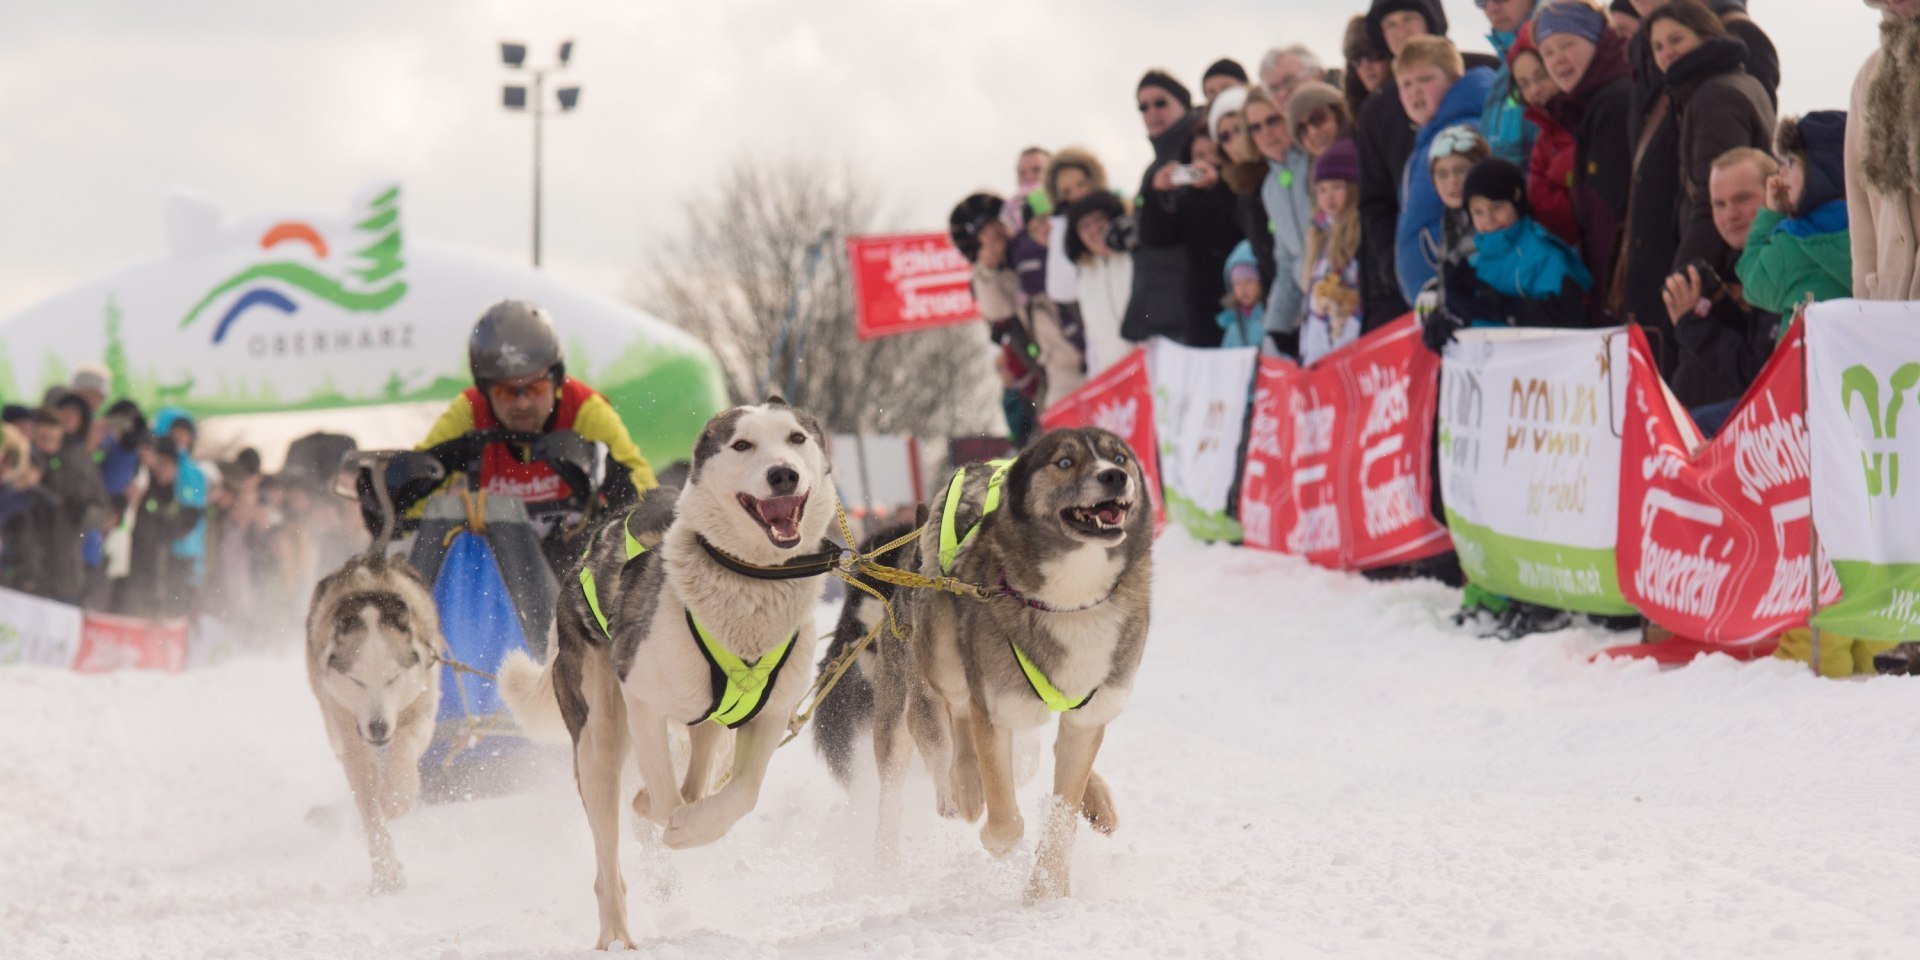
[758,495,805,543]
[1096,504,1126,525]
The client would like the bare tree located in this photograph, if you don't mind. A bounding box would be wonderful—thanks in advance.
[635,155,998,437]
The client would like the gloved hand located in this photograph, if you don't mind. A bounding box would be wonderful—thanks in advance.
[1421,309,1465,354]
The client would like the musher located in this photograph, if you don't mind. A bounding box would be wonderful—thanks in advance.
[390,299,656,532]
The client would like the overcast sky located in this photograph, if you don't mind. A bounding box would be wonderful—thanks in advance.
[0,0,1884,323]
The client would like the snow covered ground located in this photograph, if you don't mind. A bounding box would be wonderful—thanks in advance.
[6,534,1920,960]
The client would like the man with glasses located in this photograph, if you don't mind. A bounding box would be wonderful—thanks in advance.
[1257,45,1324,107]
[409,299,655,523]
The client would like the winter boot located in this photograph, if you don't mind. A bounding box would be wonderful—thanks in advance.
[1493,602,1572,642]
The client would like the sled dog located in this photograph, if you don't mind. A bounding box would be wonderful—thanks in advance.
[305,552,448,893]
[499,399,835,950]
[815,426,1152,900]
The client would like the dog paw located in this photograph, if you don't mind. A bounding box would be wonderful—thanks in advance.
[1081,774,1119,835]
[369,866,407,895]
[1023,862,1070,904]
[979,813,1025,858]
[662,799,734,850]
[595,928,638,951]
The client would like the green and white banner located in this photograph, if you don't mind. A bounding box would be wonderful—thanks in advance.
[1438,326,1635,614]
[1807,299,1920,639]
[1147,339,1257,541]
[0,183,727,464]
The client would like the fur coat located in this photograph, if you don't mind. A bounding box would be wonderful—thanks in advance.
[1847,11,1920,300]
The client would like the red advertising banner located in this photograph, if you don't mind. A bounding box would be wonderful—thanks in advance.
[1042,348,1166,528]
[72,613,189,673]
[848,233,979,340]
[1616,319,1839,643]
[1238,315,1449,569]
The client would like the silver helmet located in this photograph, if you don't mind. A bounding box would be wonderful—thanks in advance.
[469,299,563,383]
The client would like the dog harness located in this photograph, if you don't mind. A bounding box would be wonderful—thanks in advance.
[578,512,797,729]
[937,459,1014,573]
[936,458,1096,714]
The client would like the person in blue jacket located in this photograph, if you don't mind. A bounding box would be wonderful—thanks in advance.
[1392,35,1497,306]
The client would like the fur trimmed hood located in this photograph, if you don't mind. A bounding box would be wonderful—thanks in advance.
[1044,147,1110,208]
[1862,13,1920,196]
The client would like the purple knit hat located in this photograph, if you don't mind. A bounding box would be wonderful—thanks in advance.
[1313,138,1361,185]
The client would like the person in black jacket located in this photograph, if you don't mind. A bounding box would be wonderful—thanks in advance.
[28,400,108,604]
[1662,147,1781,427]
[1620,0,1779,368]
[1123,70,1199,344]
[126,438,204,618]
[1124,69,1243,347]
[1354,0,1504,332]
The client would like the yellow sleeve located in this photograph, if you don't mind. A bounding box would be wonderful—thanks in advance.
[574,393,656,492]
[418,393,478,451]
[403,394,478,517]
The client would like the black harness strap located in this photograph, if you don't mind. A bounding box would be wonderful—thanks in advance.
[696,535,841,580]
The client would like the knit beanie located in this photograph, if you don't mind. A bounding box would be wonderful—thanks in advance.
[1313,138,1362,185]
[1208,86,1250,141]
[1286,82,1348,137]
[1203,58,1250,86]
[1534,3,1607,47]
[1137,70,1193,110]
[1463,157,1529,216]
[1779,111,1850,216]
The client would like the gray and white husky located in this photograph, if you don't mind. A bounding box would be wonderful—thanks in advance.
[305,552,447,893]
[814,426,1153,901]
[499,399,836,950]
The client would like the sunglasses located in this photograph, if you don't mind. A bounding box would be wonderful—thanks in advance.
[487,377,555,405]
[1137,97,1171,113]
[1218,127,1238,145]
[1247,116,1285,136]
[1296,108,1335,135]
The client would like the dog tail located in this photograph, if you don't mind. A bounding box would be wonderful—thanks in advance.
[812,522,919,788]
[811,607,876,788]
[498,646,569,744]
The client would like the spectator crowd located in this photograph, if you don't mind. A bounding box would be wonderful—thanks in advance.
[949,0,1920,646]
[0,366,363,634]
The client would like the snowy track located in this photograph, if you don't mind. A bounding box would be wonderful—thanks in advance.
[7,536,1920,959]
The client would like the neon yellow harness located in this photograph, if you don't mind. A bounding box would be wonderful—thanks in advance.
[936,458,1094,713]
[579,513,796,728]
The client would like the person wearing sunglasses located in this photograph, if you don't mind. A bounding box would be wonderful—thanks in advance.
[409,299,655,525]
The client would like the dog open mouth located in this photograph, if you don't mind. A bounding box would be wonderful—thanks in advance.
[1062,498,1131,538]
[739,492,808,548]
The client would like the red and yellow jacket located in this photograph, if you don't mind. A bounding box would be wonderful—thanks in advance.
[413,378,655,513]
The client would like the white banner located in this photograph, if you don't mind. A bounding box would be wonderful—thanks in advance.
[1147,339,1257,539]
[1438,326,1635,613]
[1807,299,1920,638]
[0,587,83,668]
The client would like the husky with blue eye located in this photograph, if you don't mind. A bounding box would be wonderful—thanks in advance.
[305,552,446,894]
[815,426,1153,902]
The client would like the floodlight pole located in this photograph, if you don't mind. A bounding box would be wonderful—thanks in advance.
[502,40,576,270]
[532,68,545,268]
